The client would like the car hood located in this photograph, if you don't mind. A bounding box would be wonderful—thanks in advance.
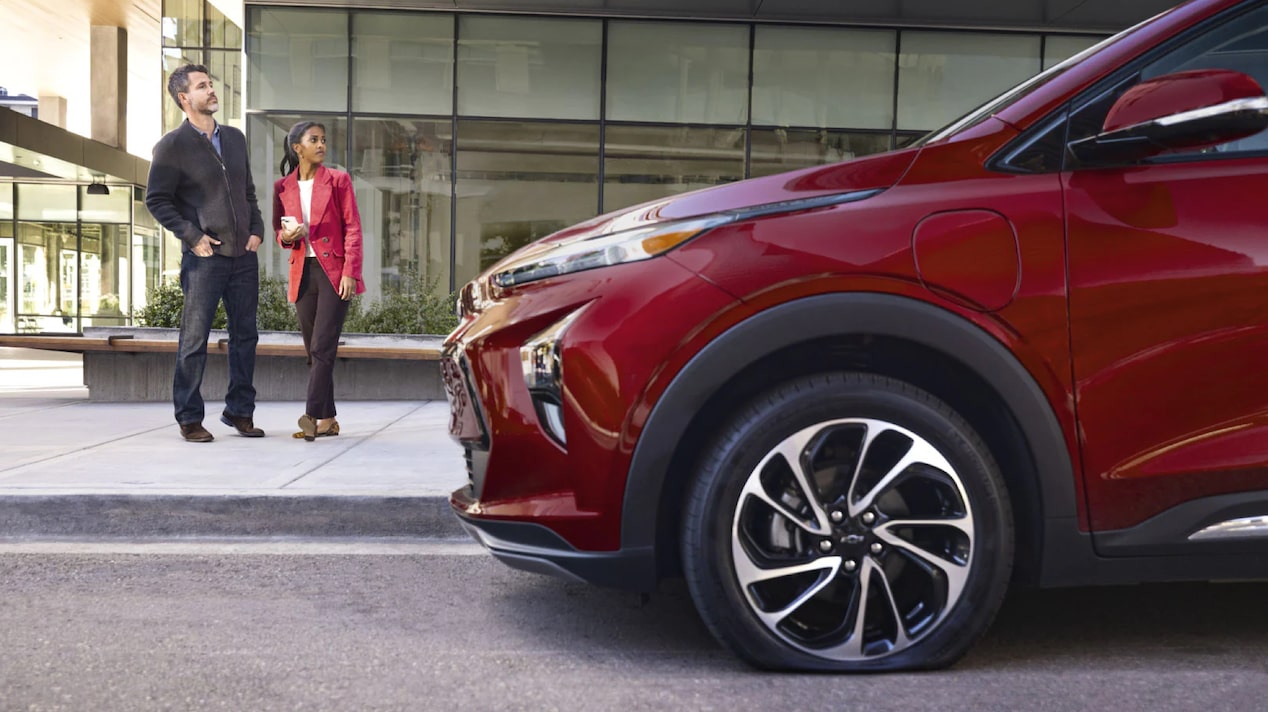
[533,146,921,247]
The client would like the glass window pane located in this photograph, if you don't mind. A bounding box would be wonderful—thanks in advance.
[351,118,453,301]
[455,120,599,286]
[16,222,78,333]
[162,0,203,47]
[603,124,745,213]
[457,17,600,120]
[81,224,129,325]
[749,129,892,178]
[17,184,76,222]
[753,26,896,129]
[0,183,12,219]
[132,198,162,317]
[80,185,131,223]
[607,22,749,124]
[352,13,454,115]
[1043,35,1103,70]
[247,8,349,112]
[207,50,244,130]
[209,3,243,50]
[1,229,13,334]
[247,113,349,281]
[162,49,205,134]
[897,32,1041,131]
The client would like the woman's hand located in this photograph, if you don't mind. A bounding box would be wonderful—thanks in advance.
[280,223,308,244]
[338,276,356,300]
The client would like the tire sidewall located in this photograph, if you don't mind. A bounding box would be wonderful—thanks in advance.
[683,373,1013,672]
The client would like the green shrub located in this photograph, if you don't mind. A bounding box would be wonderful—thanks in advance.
[136,279,226,329]
[134,270,456,335]
[345,271,458,335]
[256,274,299,332]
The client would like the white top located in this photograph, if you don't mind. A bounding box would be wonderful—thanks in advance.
[298,178,316,258]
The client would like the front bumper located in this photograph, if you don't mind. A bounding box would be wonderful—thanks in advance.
[451,486,657,592]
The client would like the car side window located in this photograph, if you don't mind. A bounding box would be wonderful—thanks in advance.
[1068,3,1268,161]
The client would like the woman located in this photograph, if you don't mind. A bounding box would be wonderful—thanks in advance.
[272,121,364,441]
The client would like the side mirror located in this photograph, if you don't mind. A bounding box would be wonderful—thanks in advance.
[1069,69,1268,164]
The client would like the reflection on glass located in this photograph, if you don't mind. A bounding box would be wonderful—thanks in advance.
[17,184,76,222]
[247,113,348,281]
[208,2,243,50]
[351,118,454,300]
[458,16,601,120]
[607,21,749,124]
[897,32,1041,131]
[354,12,454,115]
[752,26,896,130]
[603,124,745,213]
[0,224,12,334]
[80,185,131,223]
[1043,34,1103,70]
[17,222,78,333]
[0,183,12,219]
[162,0,203,47]
[81,225,129,326]
[247,7,349,112]
[163,49,205,134]
[749,129,892,178]
[208,49,244,130]
[133,195,161,315]
[454,120,599,287]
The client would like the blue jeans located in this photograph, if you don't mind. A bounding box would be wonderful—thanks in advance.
[173,251,259,426]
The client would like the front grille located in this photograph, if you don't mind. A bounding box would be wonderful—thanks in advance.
[464,444,475,486]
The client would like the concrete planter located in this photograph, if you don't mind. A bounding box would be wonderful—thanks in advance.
[81,326,445,402]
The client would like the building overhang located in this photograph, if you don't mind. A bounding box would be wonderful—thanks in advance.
[273,0,1182,33]
[0,108,148,186]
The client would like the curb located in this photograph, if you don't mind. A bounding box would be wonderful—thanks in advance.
[0,494,466,539]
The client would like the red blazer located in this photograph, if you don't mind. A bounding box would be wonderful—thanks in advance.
[272,164,365,303]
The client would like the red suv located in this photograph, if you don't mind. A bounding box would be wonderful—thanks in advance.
[444,0,1268,672]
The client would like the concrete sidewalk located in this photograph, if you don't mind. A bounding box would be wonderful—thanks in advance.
[0,347,467,539]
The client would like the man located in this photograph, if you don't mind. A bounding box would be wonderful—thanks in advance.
[146,64,266,442]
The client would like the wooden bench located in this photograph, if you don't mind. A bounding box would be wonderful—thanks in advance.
[0,328,445,402]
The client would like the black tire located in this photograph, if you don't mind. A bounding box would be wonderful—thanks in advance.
[680,372,1013,672]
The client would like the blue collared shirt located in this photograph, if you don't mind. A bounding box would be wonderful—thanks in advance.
[197,122,222,157]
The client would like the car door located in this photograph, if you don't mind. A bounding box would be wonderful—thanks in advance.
[1065,1,1268,548]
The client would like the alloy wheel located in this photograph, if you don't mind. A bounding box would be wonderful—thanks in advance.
[729,417,975,661]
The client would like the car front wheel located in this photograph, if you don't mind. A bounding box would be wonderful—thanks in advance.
[681,372,1013,671]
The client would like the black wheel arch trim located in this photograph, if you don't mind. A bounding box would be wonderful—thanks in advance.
[619,292,1085,585]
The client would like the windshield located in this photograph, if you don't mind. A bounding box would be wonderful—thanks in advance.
[908,19,1155,147]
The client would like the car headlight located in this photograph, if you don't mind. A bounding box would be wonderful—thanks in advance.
[491,215,732,289]
[489,189,884,289]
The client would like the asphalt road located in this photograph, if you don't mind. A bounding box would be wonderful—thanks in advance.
[2,540,1266,711]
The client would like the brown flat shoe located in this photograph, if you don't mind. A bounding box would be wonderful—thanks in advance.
[179,422,214,443]
[296,414,317,442]
[316,419,339,437]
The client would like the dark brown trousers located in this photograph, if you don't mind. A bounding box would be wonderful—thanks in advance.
[296,257,350,419]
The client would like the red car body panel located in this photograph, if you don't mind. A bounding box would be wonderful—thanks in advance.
[446,0,1268,584]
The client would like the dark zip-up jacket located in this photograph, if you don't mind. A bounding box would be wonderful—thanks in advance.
[145,119,265,257]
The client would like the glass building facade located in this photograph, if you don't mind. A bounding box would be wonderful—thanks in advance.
[243,6,1103,296]
[0,182,161,334]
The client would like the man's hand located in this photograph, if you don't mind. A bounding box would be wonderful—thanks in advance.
[246,235,263,252]
[193,235,222,257]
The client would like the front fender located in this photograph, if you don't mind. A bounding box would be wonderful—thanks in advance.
[620,292,1083,585]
